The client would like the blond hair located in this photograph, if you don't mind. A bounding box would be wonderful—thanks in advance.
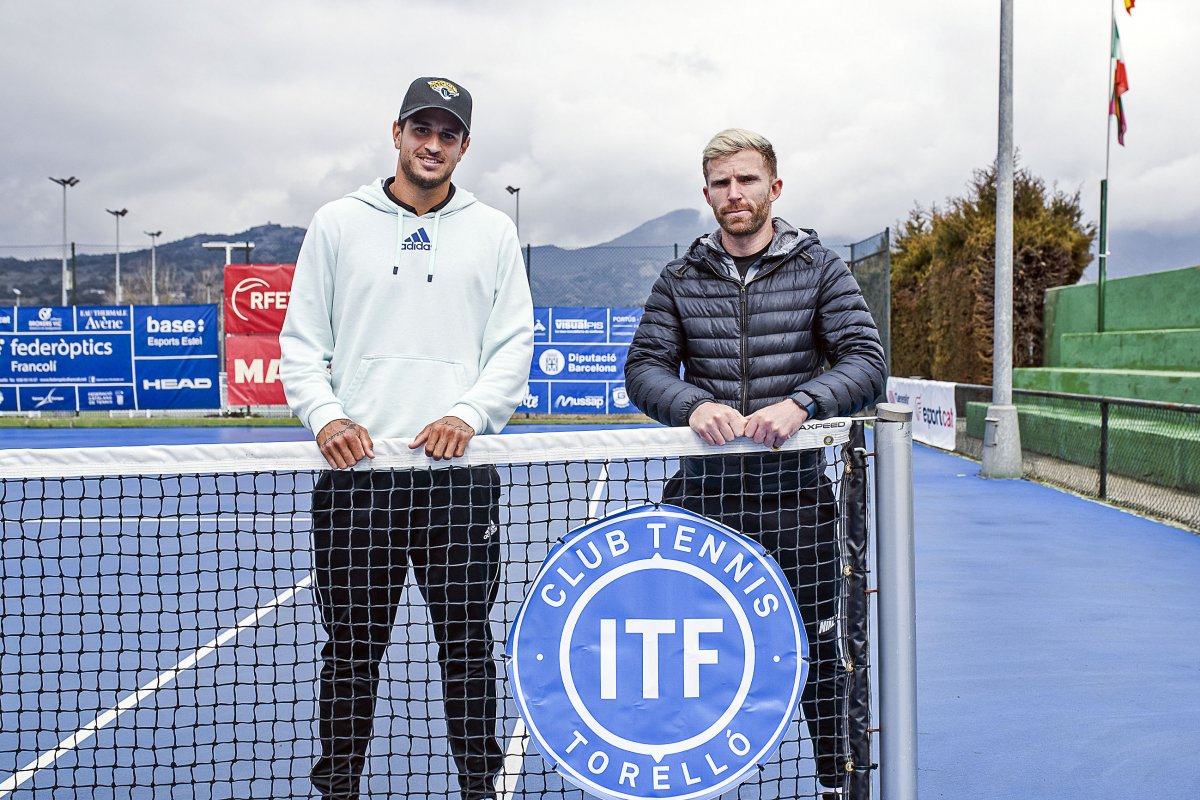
[701,128,778,181]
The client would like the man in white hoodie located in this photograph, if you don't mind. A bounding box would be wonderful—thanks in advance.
[280,77,534,800]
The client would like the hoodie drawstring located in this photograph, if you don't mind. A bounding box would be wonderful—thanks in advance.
[426,208,443,283]
[393,206,441,282]
[393,211,405,276]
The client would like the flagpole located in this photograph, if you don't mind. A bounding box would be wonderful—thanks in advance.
[1106,2,1115,178]
[1099,0,1116,333]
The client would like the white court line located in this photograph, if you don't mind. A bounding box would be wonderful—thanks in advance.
[583,461,611,524]
[495,717,529,799]
[496,461,610,800]
[0,574,314,798]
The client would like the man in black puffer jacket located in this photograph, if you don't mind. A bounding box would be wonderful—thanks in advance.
[625,128,885,799]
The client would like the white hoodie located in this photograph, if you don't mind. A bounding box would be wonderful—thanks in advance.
[279,178,534,440]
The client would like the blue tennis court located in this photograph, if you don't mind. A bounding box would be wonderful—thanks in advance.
[1,425,1197,798]
[910,443,1200,798]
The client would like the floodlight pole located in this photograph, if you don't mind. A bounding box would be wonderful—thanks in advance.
[106,208,129,305]
[981,0,1023,479]
[145,230,162,305]
[201,241,255,266]
[50,177,79,305]
[202,241,254,307]
[506,185,521,238]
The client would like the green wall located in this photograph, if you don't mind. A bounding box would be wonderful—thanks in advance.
[1043,282,1096,367]
[994,266,1200,495]
[1060,330,1200,371]
[1043,265,1200,367]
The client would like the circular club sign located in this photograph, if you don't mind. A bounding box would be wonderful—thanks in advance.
[507,504,807,800]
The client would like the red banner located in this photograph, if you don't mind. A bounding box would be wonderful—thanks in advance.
[226,334,285,406]
[223,263,295,335]
[223,263,296,406]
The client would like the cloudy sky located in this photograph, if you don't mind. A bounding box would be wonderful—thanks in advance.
[2,0,1195,266]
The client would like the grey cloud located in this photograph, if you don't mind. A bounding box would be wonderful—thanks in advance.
[2,1,1197,262]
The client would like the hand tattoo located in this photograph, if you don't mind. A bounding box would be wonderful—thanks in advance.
[436,419,472,435]
[320,420,361,448]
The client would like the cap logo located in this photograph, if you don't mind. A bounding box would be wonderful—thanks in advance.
[427,79,460,100]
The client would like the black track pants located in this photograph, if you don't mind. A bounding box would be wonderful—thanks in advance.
[663,473,847,790]
[310,467,504,800]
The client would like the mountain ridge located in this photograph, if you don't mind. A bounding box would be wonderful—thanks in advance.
[2,212,1194,307]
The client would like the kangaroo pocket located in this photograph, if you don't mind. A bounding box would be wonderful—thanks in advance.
[340,354,469,432]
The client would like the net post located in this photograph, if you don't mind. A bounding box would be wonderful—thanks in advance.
[874,403,918,800]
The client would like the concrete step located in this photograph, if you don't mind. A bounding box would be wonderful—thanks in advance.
[1059,329,1200,371]
[1013,367,1200,404]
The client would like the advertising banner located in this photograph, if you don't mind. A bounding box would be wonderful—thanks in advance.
[885,376,957,450]
[0,305,220,411]
[218,272,647,413]
[224,263,294,406]
[226,334,285,406]
[223,263,295,335]
[525,307,643,415]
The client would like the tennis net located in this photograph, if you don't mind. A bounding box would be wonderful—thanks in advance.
[0,422,874,800]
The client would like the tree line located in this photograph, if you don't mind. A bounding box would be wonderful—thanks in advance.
[889,161,1094,383]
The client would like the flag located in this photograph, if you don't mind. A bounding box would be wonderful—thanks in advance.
[1124,0,1135,14]
[1112,26,1129,98]
[1111,20,1130,145]
[1111,94,1127,146]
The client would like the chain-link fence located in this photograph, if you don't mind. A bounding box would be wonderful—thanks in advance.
[9,241,680,311]
[846,230,890,373]
[8,234,890,314]
[525,232,895,320]
[955,384,1200,531]
[0,243,229,307]
[523,244,681,307]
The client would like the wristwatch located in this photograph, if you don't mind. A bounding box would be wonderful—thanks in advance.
[794,393,818,419]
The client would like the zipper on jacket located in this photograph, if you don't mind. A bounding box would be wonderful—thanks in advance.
[688,253,753,415]
[685,241,817,415]
[739,282,749,415]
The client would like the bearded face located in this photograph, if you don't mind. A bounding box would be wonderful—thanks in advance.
[394,109,469,192]
[703,150,781,241]
[714,190,773,237]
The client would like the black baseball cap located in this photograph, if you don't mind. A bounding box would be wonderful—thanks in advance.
[398,77,472,134]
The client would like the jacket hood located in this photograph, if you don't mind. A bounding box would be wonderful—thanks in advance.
[346,177,477,217]
[345,178,478,283]
[693,218,820,265]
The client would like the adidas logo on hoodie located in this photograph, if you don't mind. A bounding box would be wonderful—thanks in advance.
[401,228,432,251]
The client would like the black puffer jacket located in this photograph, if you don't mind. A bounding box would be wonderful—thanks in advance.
[626,219,886,427]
